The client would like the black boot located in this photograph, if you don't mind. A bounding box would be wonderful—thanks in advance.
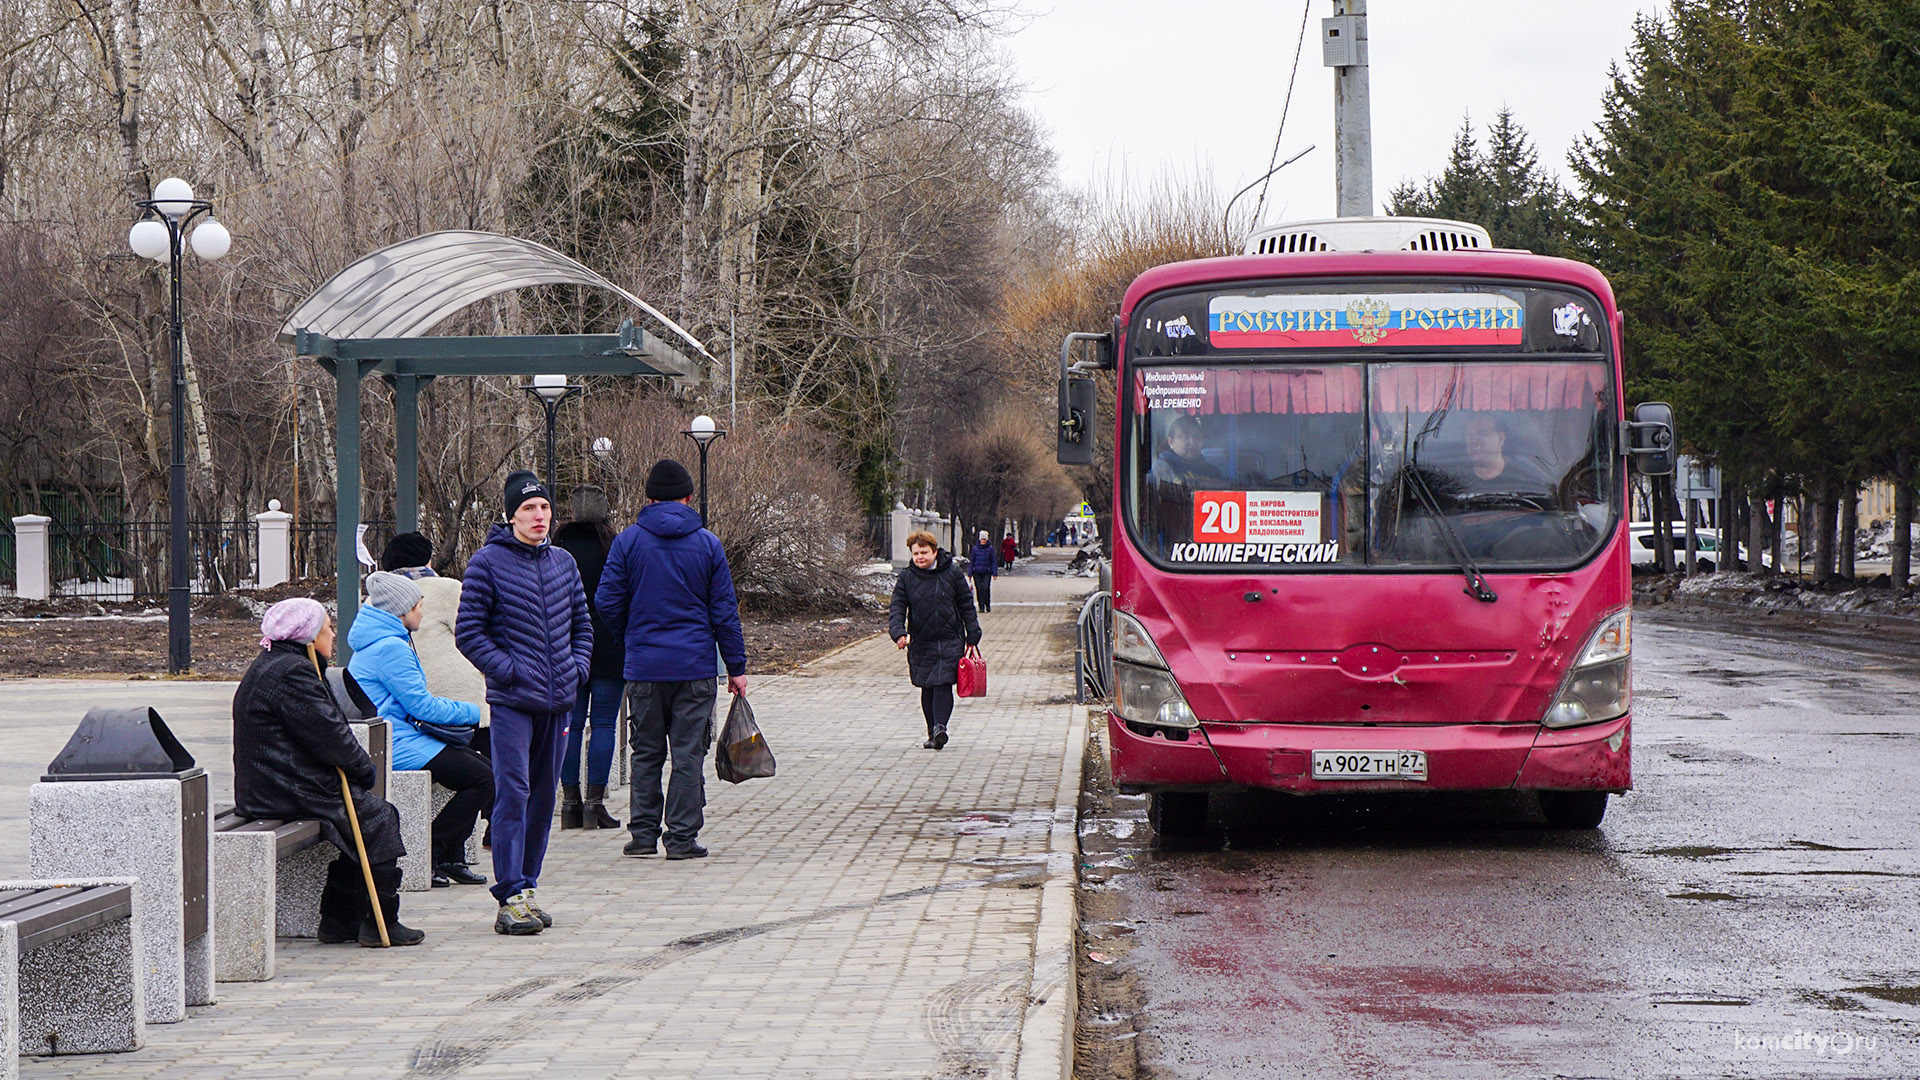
[317,856,366,943]
[560,784,584,830]
[360,891,426,947]
[583,783,621,829]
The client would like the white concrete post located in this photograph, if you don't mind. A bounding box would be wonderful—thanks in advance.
[253,500,292,590]
[11,515,51,601]
[890,501,913,567]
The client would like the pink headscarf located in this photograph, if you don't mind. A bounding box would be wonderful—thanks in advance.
[259,598,328,649]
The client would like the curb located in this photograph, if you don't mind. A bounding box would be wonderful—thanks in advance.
[1657,595,1920,633]
[1016,702,1088,1080]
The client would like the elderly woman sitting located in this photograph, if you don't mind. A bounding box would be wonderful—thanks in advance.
[231,597,423,947]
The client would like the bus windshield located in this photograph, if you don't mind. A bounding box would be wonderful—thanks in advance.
[1126,360,1617,571]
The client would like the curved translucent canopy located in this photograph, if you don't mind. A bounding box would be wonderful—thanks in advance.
[277,230,710,360]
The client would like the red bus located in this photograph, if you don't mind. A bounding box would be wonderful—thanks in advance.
[1057,217,1675,834]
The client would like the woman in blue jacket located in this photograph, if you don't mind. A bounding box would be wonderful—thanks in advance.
[348,571,492,888]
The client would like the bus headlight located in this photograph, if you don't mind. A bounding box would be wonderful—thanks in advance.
[1113,660,1200,730]
[1542,610,1631,729]
[1112,610,1170,668]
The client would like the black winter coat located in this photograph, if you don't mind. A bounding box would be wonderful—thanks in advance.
[888,550,982,687]
[232,641,406,864]
[552,520,623,681]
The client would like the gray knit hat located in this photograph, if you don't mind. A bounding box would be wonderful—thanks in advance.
[364,570,423,618]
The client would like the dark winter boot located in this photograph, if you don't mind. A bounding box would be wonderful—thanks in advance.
[317,857,367,944]
[359,891,426,947]
[560,784,584,830]
[583,783,621,830]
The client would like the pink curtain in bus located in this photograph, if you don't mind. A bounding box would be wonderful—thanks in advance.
[1371,363,1607,413]
[1134,367,1364,415]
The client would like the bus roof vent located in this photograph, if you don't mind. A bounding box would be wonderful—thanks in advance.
[1243,217,1493,255]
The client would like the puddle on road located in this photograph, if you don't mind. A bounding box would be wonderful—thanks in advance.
[1642,845,1743,859]
[923,809,1055,840]
[1668,890,1746,901]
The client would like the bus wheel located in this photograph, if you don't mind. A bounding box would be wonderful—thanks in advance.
[1539,791,1608,829]
[1149,791,1208,836]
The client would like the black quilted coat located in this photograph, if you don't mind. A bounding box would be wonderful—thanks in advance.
[888,550,983,687]
[231,641,405,864]
[455,523,593,713]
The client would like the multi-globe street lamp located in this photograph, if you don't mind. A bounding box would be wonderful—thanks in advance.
[522,373,581,493]
[680,414,726,526]
[128,177,231,675]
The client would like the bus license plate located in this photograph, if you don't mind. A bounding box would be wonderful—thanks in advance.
[1311,750,1428,781]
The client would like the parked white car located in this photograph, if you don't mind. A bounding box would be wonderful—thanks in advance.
[1629,522,1724,571]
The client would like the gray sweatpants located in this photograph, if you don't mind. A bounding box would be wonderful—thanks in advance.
[626,679,718,850]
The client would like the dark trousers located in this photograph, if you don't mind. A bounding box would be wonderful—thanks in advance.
[318,854,403,932]
[423,743,493,866]
[626,679,716,851]
[971,573,992,612]
[564,676,624,788]
[488,704,567,902]
[921,684,954,736]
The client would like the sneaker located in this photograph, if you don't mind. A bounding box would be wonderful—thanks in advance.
[436,862,488,886]
[923,737,937,749]
[524,889,554,928]
[665,843,709,861]
[622,838,659,858]
[932,727,949,750]
[431,871,451,888]
[494,892,543,936]
[360,919,426,947]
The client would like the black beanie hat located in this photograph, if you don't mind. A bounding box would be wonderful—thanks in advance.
[505,470,551,517]
[644,459,695,501]
[379,531,433,571]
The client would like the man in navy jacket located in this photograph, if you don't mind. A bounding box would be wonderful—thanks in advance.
[597,458,748,860]
[456,471,591,934]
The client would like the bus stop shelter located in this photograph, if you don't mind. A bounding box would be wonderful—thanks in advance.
[278,230,710,642]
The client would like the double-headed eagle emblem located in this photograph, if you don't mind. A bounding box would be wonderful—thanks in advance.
[1346,298,1391,344]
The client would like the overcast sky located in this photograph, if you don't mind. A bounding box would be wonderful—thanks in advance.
[1002,0,1672,226]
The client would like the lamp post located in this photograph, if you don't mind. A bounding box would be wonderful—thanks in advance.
[128,177,231,675]
[522,374,580,491]
[680,414,726,525]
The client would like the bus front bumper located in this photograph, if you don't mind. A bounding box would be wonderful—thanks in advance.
[1108,712,1631,795]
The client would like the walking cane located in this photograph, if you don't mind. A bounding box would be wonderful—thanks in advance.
[309,643,391,948]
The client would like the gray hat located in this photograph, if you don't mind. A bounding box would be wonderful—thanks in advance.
[364,570,423,618]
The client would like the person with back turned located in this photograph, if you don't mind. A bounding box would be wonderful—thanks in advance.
[597,459,748,861]
[456,471,592,935]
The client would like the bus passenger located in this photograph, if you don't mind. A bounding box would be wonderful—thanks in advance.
[1146,414,1228,490]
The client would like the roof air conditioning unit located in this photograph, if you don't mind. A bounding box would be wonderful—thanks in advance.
[1243,217,1493,256]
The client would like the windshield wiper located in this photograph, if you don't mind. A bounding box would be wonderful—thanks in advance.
[1401,407,1497,604]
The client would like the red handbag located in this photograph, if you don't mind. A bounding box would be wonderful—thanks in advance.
[956,645,987,698]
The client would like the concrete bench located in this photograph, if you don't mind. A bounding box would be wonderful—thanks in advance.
[210,809,330,982]
[0,879,142,1074]
[391,771,432,891]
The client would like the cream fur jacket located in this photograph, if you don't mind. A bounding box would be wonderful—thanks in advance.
[413,576,490,725]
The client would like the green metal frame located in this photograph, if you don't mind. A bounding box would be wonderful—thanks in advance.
[294,321,694,653]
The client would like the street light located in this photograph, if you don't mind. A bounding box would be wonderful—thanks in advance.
[128,177,230,675]
[680,414,726,525]
[521,373,580,494]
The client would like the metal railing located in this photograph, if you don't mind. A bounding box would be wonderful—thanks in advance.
[43,519,258,599]
[1075,589,1112,704]
[289,520,394,581]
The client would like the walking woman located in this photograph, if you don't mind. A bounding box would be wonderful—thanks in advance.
[889,530,982,749]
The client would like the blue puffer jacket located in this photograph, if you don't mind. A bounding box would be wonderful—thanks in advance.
[345,605,482,771]
[455,524,593,713]
[968,543,997,575]
[596,501,747,682]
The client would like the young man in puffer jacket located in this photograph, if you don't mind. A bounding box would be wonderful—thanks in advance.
[456,471,592,936]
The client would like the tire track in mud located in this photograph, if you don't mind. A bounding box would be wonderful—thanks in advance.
[403,868,1046,1077]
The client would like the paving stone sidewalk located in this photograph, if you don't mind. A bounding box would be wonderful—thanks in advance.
[8,556,1092,1080]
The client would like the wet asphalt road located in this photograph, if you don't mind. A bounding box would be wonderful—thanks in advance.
[1080,606,1920,1078]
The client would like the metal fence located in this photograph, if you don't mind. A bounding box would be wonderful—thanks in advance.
[43,519,258,599]
[289,520,395,581]
[861,515,890,560]
[1075,590,1112,704]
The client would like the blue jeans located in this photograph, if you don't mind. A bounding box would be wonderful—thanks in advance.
[563,676,623,788]
[488,704,567,902]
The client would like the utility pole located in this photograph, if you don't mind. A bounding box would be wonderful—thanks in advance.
[1324,0,1373,217]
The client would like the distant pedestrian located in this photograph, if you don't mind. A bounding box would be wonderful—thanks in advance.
[233,598,422,947]
[889,531,982,749]
[456,471,592,936]
[552,485,624,831]
[967,529,997,613]
[347,571,491,889]
[1000,532,1018,570]
[597,459,748,862]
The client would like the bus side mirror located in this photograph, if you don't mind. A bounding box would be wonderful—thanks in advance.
[1058,376,1097,465]
[1626,401,1676,476]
